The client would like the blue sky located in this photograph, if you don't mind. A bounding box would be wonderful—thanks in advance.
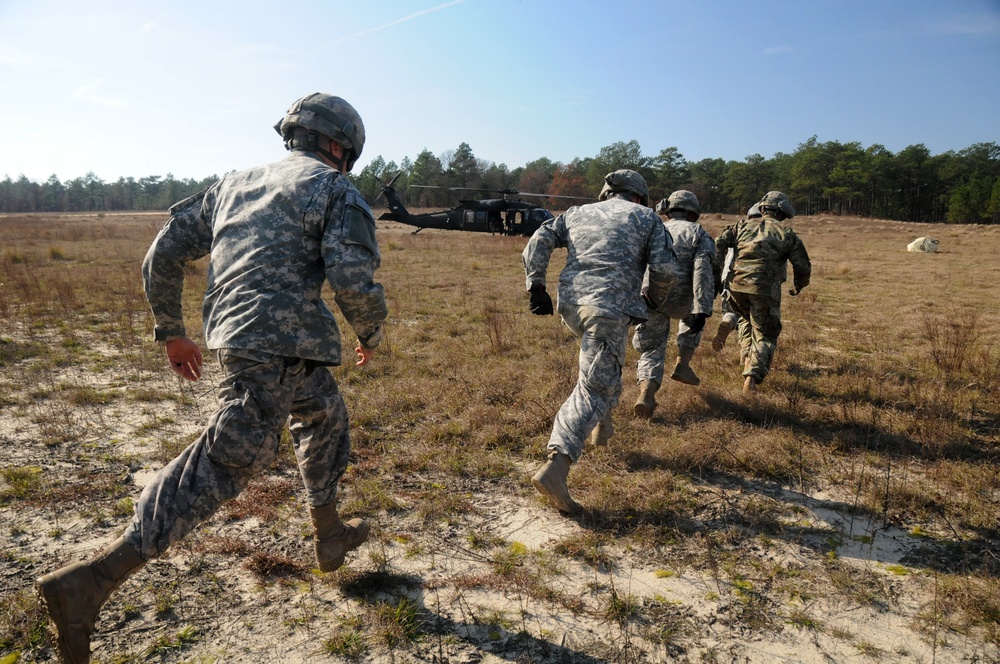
[1,0,998,183]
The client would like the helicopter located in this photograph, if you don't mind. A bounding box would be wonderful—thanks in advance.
[373,173,589,236]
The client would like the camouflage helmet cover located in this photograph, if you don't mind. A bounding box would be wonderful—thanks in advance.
[666,189,701,218]
[598,169,650,206]
[758,190,795,218]
[274,93,366,172]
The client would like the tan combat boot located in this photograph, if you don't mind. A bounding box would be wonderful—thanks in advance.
[310,502,370,572]
[590,413,614,446]
[712,319,735,351]
[633,380,659,419]
[670,347,701,386]
[36,536,146,664]
[743,375,758,394]
[531,452,581,514]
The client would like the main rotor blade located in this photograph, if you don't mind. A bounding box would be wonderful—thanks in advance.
[513,192,595,200]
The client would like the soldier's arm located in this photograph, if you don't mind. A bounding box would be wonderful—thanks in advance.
[788,234,812,291]
[643,220,677,306]
[141,188,213,342]
[713,225,736,265]
[691,232,717,315]
[521,212,566,290]
[323,188,388,349]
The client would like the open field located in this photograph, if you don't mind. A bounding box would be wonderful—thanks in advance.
[1,210,999,663]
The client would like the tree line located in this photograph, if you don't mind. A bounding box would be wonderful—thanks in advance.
[3,138,999,223]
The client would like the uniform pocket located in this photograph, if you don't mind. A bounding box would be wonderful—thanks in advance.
[205,381,269,469]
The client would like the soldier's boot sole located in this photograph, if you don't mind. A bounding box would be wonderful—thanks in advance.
[531,454,581,515]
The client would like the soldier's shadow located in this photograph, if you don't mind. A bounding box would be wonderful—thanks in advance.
[337,570,611,663]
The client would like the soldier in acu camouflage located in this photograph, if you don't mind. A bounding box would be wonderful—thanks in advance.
[35,93,387,664]
[523,169,677,514]
[632,190,717,418]
[714,191,810,394]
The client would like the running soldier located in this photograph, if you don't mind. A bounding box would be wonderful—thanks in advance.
[36,93,387,663]
[633,190,717,418]
[523,169,676,514]
[714,191,810,393]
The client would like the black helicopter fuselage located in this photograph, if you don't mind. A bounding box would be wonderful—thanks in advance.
[377,185,554,236]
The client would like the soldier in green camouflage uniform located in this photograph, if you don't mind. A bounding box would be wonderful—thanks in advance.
[632,190,717,418]
[714,191,810,393]
[523,170,676,514]
[36,93,387,664]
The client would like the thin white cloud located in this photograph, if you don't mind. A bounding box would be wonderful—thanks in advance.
[932,13,1000,36]
[73,82,125,107]
[140,20,157,33]
[318,0,467,48]
[764,45,793,55]
[0,45,74,75]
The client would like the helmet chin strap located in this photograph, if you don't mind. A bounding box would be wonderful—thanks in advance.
[285,130,347,172]
[316,144,346,171]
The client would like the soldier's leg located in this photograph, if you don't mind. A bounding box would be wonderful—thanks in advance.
[632,309,670,388]
[712,291,739,351]
[632,309,669,417]
[747,298,782,384]
[287,364,350,507]
[730,293,754,372]
[288,363,368,571]
[547,311,629,461]
[124,351,296,559]
[672,317,704,385]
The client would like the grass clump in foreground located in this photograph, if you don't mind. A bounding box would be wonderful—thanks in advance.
[0,214,998,661]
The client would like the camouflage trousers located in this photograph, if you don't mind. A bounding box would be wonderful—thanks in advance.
[632,308,705,386]
[124,349,351,559]
[729,292,782,382]
[547,305,630,462]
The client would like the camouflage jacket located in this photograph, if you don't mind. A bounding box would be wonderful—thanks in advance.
[653,217,717,318]
[142,151,387,365]
[714,213,810,299]
[522,196,677,321]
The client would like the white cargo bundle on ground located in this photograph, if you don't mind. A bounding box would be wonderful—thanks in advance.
[907,237,940,253]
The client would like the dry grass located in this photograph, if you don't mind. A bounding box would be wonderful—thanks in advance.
[0,211,998,662]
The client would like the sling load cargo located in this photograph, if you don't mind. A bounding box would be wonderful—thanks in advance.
[907,237,939,253]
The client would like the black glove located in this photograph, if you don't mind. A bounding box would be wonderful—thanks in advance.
[641,288,658,310]
[528,284,553,316]
[688,313,708,334]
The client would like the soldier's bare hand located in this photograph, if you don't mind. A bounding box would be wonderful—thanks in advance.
[165,337,203,381]
[355,342,374,367]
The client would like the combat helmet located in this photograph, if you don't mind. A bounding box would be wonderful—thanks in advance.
[758,191,795,219]
[274,93,366,173]
[665,189,701,219]
[599,169,650,206]
[747,204,761,219]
